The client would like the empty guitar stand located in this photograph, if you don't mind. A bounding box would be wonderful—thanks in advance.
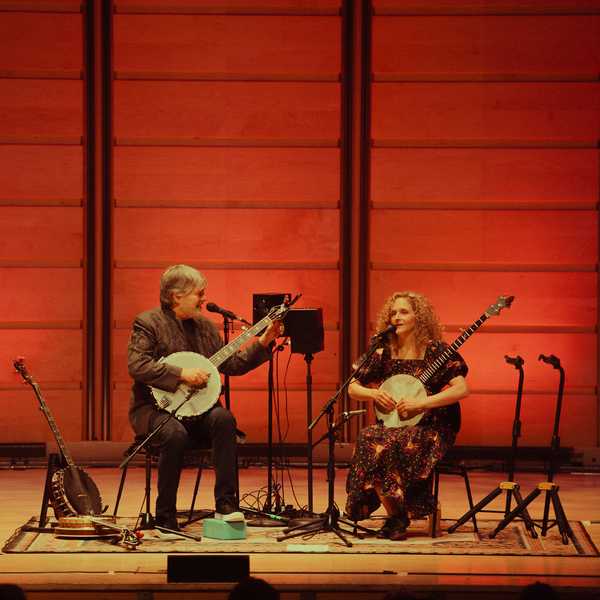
[447,355,536,537]
[489,354,575,545]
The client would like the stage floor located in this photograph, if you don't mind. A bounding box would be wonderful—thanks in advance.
[1,466,599,599]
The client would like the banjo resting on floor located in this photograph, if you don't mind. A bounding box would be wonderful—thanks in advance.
[374,295,514,428]
[13,358,103,517]
[151,295,299,419]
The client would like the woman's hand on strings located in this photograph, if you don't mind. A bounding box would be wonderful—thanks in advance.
[371,389,396,414]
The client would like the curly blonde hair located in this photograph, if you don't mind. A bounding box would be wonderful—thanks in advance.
[374,291,443,352]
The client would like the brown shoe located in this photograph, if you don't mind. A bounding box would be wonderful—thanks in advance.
[378,516,408,540]
[388,520,408,541]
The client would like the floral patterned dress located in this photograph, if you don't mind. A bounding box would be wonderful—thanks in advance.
[345,341,468,521]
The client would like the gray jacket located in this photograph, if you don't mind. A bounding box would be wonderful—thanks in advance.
[127,305,270,433]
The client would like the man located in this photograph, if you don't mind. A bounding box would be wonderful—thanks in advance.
[128,264,282,530]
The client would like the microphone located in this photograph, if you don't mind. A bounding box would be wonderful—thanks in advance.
[370,324,396,343]
[206,302,251,326]
[341,409,366,420]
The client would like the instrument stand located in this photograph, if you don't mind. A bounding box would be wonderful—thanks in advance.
[489,354,575,545]
[276,340,383,547]
[38,452,64,527]
[447,355,536,537]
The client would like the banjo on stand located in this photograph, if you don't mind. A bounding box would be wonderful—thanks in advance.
[151,295,300,419]
[374,295,514,428]
[13,358,104,518]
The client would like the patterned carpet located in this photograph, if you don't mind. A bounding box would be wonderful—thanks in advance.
[3,516,598,556]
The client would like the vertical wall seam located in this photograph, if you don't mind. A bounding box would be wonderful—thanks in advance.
[358,0,371,352]
[102,0,114,439]
[83,0,96,441]
[339,0,354,440]
[340,0,353,384]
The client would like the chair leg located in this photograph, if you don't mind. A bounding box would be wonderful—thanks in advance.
[113,464,129,517]
[137,452,155,529]
[429,468,441,538]
[461,466,479,534]
[144,453,152,515]
[187,463,204,523]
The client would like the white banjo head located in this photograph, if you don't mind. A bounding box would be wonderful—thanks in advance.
[151,351,222,419]
[377,373,426,428]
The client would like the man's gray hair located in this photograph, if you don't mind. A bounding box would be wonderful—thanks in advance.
[160,264,206,307]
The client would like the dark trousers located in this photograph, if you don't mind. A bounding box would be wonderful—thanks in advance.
[142,404,238,521]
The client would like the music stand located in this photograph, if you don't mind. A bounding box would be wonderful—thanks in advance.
[447,355,536,537]
[489,354,575,545]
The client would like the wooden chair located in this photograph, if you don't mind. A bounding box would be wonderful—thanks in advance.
[429,459,478,538]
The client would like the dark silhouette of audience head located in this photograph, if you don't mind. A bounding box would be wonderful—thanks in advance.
[0,585,26,600]
[229,576,279,600]
[518,581,560,600]
[382,591,418,600]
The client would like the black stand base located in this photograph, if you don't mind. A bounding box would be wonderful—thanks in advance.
[489,482,575,545]
[243,506,289,527]
[276,506,377,548]
[138,511,155,530]
[447,481,537,538]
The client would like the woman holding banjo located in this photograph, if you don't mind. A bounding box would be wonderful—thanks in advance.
[345,291,469,541]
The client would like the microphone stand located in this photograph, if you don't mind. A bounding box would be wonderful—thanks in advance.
[119,389,196,529]
[221,314,232,411]
[277,336,385,546]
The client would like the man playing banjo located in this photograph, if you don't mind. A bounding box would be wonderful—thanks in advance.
[128,264,282,531]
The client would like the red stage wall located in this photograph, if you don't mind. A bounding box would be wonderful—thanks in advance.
[0,0,598,450]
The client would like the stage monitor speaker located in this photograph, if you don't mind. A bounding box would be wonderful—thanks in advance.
[252,293,291,325]
[285,308,324,355]
[167,554,249,582]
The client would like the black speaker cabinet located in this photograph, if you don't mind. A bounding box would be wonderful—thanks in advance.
[252,293,291,325]
[167,554,249,582]
[285,308,324,355]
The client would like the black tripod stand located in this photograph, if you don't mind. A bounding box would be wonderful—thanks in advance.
[447,355,536,537]
[276,337,384,547]
[489,354,575,545]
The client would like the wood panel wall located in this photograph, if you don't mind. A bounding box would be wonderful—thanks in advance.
[110,0,343,443]
[0,0,598,452]
[0,1,86,442]
[368,1,600,447]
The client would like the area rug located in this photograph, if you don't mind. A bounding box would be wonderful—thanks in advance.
[3,516,597,556]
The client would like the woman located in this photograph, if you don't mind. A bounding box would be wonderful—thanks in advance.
[345,291,469,540]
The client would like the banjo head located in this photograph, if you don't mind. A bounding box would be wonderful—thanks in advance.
[151,351,222,419]
[378,373,426,428]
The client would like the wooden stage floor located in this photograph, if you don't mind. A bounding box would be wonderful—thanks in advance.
[1,466,599,600]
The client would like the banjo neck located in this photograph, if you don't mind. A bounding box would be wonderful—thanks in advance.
[209,314,275,368]
[13,360,75,468]
[418,312,491,386]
